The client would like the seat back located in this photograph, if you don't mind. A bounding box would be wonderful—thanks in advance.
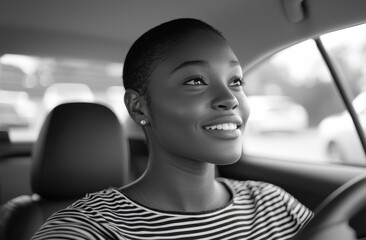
[0,102,129,240]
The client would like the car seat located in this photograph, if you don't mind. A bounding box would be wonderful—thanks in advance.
[0,102,129,240]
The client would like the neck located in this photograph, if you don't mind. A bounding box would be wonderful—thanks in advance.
[125,150,230,212]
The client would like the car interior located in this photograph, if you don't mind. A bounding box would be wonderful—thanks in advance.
[1,0,366,239]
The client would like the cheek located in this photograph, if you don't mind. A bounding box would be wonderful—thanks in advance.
[151,95,201,127]
[149,94,216,160]
[239,94,251,125]
[150,95,204,143]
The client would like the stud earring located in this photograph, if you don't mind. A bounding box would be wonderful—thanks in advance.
[140,119,147,126]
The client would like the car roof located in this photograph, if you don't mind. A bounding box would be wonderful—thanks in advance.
[1,0,366,70]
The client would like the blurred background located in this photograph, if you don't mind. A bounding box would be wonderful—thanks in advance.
[1,22,366,165]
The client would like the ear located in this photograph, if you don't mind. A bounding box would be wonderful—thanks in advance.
[124,89,150,125]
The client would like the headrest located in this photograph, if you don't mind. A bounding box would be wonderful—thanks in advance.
[31,103,129,199]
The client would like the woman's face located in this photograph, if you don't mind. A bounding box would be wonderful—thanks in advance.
[146,29,250,165]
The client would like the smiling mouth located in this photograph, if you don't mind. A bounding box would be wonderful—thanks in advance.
[204,123,240,131]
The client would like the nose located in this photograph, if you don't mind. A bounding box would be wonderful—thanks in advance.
[211,86,239,111]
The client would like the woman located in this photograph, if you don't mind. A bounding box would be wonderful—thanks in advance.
[33,18,312,239]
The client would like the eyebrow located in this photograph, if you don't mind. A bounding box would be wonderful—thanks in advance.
[170,59,240,74]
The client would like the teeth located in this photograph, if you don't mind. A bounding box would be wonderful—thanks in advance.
[205,123,238,130]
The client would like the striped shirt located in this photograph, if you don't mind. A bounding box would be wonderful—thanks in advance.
[32,178,313,240]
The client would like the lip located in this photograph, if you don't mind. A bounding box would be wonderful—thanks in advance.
[202,115,243,129]
[201,115,243,139]
[202,128,241,139]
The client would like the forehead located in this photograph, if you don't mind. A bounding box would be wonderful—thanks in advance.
[164,30,236,65]
[148,29,239,87]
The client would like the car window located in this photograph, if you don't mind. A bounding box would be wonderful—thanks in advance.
[243,23,366,166]
[319,23,366,165]
[0,55,128,142]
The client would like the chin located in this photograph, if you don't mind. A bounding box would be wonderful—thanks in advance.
[217,143,243,165]
[208,150,242,166]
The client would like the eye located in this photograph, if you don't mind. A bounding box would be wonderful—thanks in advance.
[229,77,245,87]
[184,77,207,86]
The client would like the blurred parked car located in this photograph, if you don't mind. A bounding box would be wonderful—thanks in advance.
[318,91,366,164]
[43,83,95,111]
[0,90,36,129]
[246,96,308,133]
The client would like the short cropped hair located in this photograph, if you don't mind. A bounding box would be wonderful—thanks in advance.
[122,18,225,100]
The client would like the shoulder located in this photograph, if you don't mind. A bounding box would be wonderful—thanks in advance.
[32,207,110,239]
[220,177,283,197]
[221,178,313,226]
[222,177,302,205]
[32,188,125,240]
[70,187,121,209]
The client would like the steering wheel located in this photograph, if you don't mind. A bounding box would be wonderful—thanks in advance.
[293,174,366,240]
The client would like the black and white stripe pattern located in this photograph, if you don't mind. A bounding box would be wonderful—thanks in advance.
[33,178,313,240]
